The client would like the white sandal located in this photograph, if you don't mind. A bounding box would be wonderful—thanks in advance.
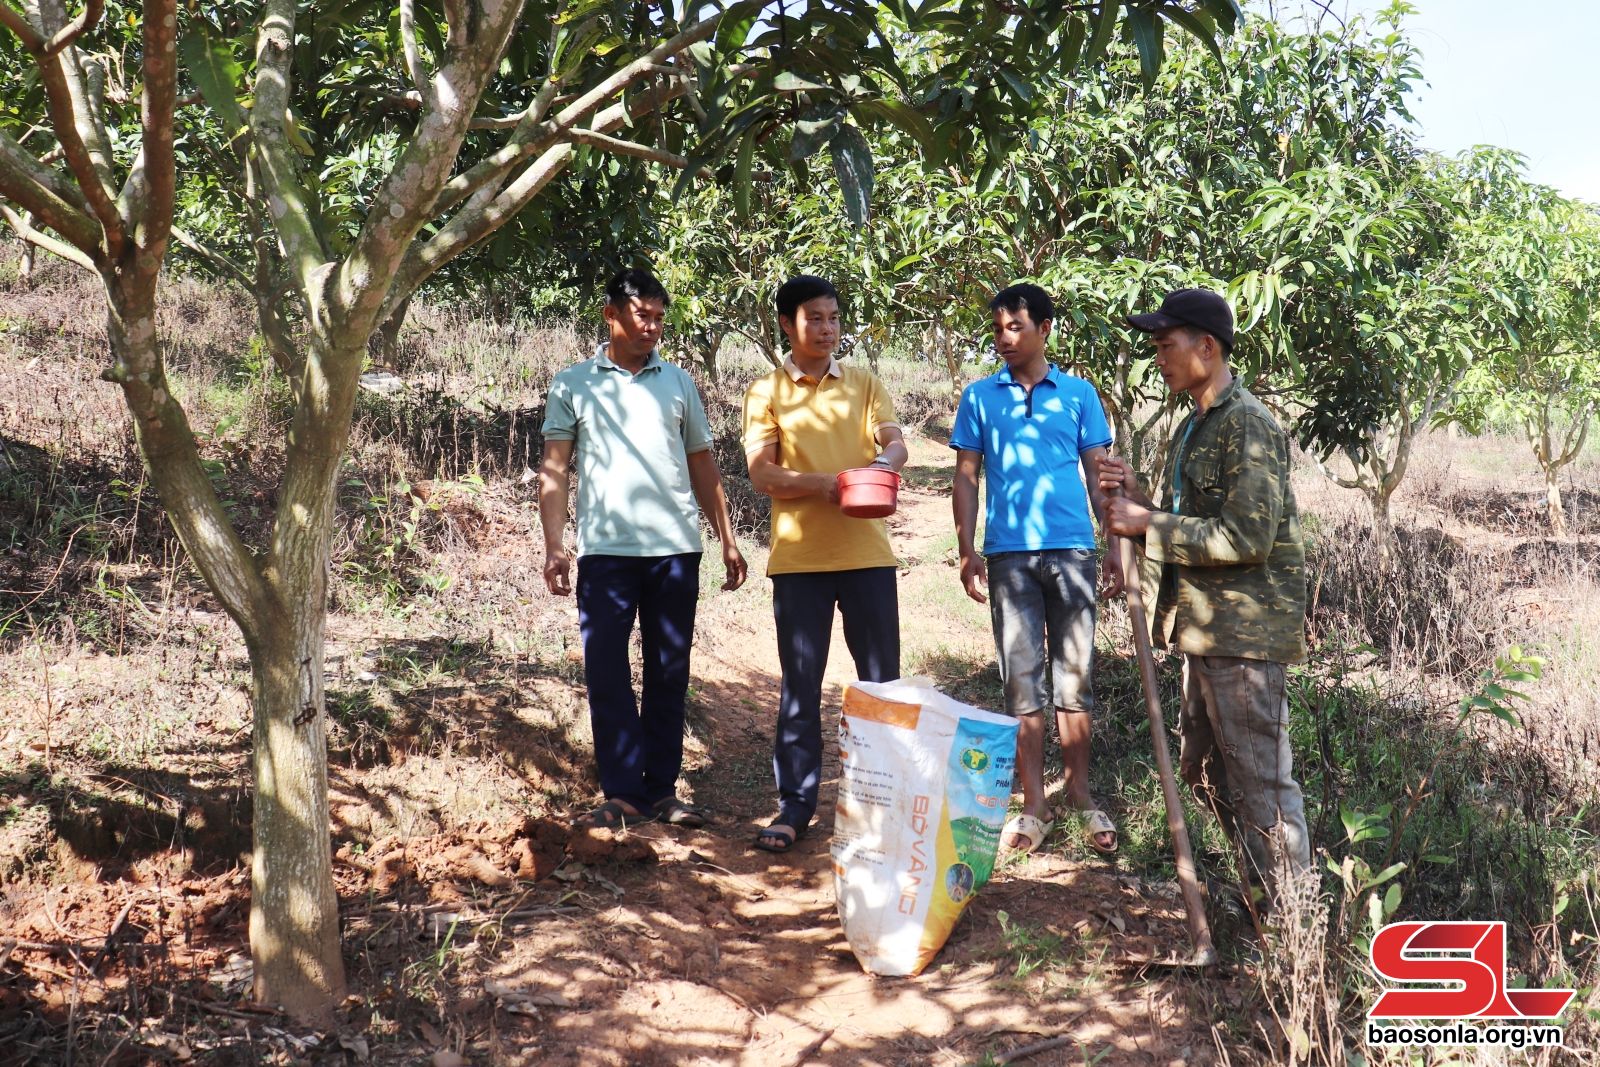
[1001,813,1055,854]
[1083,808,1119,855]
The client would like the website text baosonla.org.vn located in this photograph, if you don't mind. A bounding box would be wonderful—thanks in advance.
[1366,1021,1565,1049]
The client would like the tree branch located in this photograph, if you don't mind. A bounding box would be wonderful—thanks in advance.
[385,77,705,318]
[0,201,94,269]
[559,128,689,169]
[251,0,329,305]
[547,6,753,135]
[397,0,431,104]
[0,128,102,254]
[333,0,528,337]
[171,225,252,287]
[0,0,43,51]
[125,0,177,267]
[40,0,99,58]
[32,0,122,255]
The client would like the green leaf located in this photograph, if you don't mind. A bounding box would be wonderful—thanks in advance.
[1083,0,1121,66]
[715,7,758,56]
[790,109,844,162]
[1126,8,1163,88]
[1365,862,1407,890]
[179,29,247,138]
[733,130,755,220]
[775,71,830,93]
[853,97,941,163]
[1058,14,1087,73]
[1163,7,1221,65]
[831,124,874,227]
[997,67,1034,104]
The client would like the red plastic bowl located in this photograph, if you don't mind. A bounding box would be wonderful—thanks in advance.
[837,467,901,518]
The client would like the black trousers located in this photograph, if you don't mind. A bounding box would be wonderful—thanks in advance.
[770,566,900,828]
[576,552,701,810]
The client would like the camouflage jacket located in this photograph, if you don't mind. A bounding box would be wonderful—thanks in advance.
[1143,378,1307,664]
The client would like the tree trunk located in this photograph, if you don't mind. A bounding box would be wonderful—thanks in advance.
[371,293,413,369]
[19,241,35,285]
[1367,482,1396,568]
[1544,466,1568,538]
[697,330,723,381]
[248,624,345,1022]
[102,280,348,1022]
[248,331,359,1022]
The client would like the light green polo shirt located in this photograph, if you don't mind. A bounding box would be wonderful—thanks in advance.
[542,345,714,558]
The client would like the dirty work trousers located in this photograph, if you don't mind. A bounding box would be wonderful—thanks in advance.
[771,567,900,830]
[1180,654,1312,897]
[576,552,701,811]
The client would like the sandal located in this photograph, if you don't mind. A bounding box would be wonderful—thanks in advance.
[651,796,709,828]
[570,799,652,830]
[753,815,808,853]
[1083,808,1119,855]
[1000,813,1054,854]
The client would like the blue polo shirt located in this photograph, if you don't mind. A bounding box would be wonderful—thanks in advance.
[949,364,1113,555]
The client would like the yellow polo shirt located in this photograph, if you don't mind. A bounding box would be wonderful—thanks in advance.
[743,358,900,575]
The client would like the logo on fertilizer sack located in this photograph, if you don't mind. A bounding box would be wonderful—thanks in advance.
[1366,921,1575,1050]
[959,748,989,772]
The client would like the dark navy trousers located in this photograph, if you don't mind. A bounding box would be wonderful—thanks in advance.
[771,566,900,829]
[576,552,701,811]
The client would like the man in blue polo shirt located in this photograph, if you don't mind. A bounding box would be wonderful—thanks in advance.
[951,283,1122,855]
[541,269,747,831]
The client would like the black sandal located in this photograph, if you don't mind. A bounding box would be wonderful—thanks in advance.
[753,813,809,853]
[651,796,709,828]
[571,799,652,830]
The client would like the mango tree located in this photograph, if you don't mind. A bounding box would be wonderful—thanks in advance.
[1030,10,1427,486]
[1454,191,1600,535]
[1,0,1240,1022]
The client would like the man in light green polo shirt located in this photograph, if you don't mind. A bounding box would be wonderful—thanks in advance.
[540,269,746,831]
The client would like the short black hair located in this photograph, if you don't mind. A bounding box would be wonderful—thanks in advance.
[775,275,840,321]
[606,268,670,307]
[989,283,1053,326]
[1178,323,1223,352]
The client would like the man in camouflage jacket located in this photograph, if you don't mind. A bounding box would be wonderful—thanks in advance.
[1097,288,1311,907]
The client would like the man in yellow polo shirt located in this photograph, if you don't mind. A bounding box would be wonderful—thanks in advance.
[743,275,908,853]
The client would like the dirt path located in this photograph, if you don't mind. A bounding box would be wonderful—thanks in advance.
[470,438,1232,1066]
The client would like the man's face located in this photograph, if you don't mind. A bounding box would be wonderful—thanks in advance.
[991,305,1050,367]
[780,295,841,361]
[603,296,666,359]
[1150,326,1213,394]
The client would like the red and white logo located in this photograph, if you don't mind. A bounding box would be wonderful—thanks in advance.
[1369,921,1576,1020]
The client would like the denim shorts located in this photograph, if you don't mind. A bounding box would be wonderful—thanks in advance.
[987,549,1098,716]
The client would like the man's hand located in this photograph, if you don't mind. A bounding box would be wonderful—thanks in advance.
[1104,497,1153,537]
[960,552,988,604]
[1096,455,1148,502]
[818,472,842,505]
[1099,548,1126,599]
[722,542,748,591]
[544,547,572,596]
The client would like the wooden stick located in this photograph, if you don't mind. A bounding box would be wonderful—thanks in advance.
[993,1009,1093,1063]
[1110,493,1217,966]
